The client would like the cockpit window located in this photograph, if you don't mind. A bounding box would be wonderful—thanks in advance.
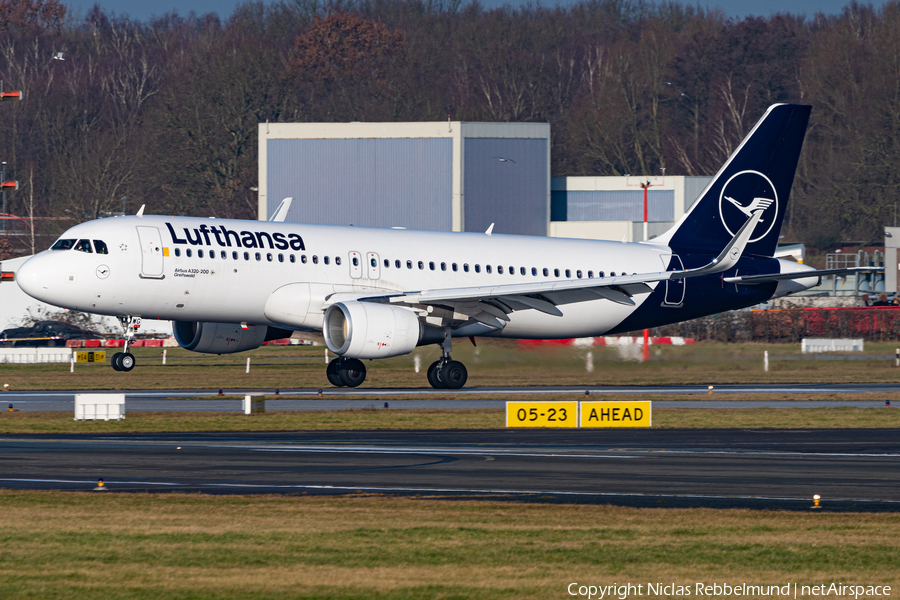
[93,240,109,255]
[74,239,93,253]
[51,239,76,251]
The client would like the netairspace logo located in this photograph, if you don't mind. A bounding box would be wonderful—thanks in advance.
[567,583,893,600]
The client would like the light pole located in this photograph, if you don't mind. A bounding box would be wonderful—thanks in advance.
[121,196,128,216]
[1,162,5,236]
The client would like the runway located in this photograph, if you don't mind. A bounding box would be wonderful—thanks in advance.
[3,382,899,411]
[1,429,898,511]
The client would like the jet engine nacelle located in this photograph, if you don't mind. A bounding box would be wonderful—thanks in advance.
[323,301,440,359]
[172,321,292,354]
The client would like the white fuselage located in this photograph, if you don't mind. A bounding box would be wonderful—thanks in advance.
[17,215,678,339]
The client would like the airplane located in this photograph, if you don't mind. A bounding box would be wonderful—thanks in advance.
[15,103,858,389]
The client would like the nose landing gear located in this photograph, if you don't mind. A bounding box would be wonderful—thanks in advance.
[326,356,367,387]
[111,315,139,372]
[426,328,467,389]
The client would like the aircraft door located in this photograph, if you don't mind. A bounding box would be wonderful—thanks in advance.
[136,226,164,279]
[348,251,362,279]
[663,254,685,307]
[366,252,380,280]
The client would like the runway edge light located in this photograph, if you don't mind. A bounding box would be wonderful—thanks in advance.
[812,494,821,509]
[94,479,106,491]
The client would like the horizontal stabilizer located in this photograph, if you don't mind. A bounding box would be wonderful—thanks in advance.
[724,267,875,285]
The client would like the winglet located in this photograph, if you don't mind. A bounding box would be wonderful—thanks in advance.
[136,204,145,217]
[485,223,494,236]
[269,198,293,222]
[684,209,763,277]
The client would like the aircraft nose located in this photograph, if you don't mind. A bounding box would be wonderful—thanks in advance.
[16,254,52,302]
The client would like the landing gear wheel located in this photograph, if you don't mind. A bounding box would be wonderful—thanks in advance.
[427,360,446,389]
[338,358,367,388]
[119,352,136,372]
[111,352,123,371]
[441,360,467,389]
[326,358,344,387]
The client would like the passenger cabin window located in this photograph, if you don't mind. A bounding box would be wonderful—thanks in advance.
[520,267,526,275]
[452,263,458,272]
[543,268,549,277]
[198,249,204,258]
[221,251,226,259]
[463,263,469,272]
[429,261,435,271]
[531,267,537,276]
[371,257,378,267]
[255,252,262,261]
[323,256,329,265]
[93,240,109,254]
[474,264,480,273]
[175,248,181,257]
[289,254,296,263]
[384,259,389,268]
[352,257,359,266]
[233,251,238,260]
[407,260,412,269]
[441,262,447,271]
[565,269,571,278]
[74,239,93,253]
[243,252,249,260]
[610,271,615,277]
[498,266,504,274]
[51,239,76,250]
[486,265,492,274]
[598,271,605,278]
[576,270,582,278]
[395,260,401,268]
[187,249,193,258]
[312,255,318,264]
[301,255,307,264]
[418,261,424,270]
[554,269,560,277]
[588,271,593,278]
[209,250,215,259]
[335,256,341,265]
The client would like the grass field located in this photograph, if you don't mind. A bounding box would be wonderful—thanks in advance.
[3,341,900,391]
[0,490,897,599]
[2,399,899,433]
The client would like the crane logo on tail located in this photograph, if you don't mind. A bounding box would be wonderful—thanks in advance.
[718,170,778,243]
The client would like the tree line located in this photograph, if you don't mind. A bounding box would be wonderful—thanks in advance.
[1,0,899,258]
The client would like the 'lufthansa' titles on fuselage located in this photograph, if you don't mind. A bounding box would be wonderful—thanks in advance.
[165,222,305,251]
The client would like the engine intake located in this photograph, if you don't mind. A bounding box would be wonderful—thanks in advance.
[323,301,440,359]
[173,321,292,354]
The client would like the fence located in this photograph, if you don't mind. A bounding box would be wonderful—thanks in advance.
[0,347,73,363]
[637,307,900,343]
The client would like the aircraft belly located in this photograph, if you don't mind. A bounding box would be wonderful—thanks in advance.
[494,298,636,338]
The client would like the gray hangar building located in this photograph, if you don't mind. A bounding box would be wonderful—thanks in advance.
[258,121,551,236]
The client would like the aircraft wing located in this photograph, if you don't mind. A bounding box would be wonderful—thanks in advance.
[344,210,765,326]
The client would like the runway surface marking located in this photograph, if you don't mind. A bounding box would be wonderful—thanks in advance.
[5,437,898,459]
[2,477,897,505]
[245,445,900,459]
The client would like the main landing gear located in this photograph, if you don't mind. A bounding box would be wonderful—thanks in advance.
[326,356,367,387]
[324,330,468,390]
[426,328,467,390]
[111,316,139,372]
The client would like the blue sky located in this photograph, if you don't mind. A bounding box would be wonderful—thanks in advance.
[67,0,891,22]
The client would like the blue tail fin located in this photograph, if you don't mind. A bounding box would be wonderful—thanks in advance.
[656,104,811,258]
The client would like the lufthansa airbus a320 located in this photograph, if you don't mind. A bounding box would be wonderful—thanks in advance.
[17,104,849,388]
